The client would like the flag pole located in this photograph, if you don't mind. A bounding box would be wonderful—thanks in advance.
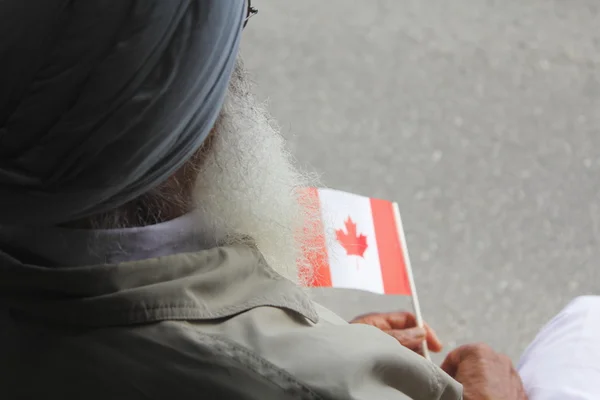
[392,202,431,361]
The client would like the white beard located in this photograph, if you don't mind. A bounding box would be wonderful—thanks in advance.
[192,63,320,285]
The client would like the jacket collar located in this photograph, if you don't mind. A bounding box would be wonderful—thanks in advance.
[0,215,318,327]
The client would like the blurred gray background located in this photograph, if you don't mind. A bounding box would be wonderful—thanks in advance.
[242,0,600,362]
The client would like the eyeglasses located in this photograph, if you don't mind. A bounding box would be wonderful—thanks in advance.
[244,0,258,29]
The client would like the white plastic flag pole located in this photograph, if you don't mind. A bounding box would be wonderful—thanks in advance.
[392,202,431,361]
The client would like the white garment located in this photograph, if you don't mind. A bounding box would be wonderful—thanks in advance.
[518,296,600,400]
[0,212,219,266]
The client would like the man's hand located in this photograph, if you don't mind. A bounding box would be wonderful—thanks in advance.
[350,311,443,355]
[441,343,528,400]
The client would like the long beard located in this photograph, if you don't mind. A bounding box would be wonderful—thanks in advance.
[192,63,321,285]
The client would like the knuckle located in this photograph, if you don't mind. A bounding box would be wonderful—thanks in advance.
[395,331,408,340]
[457,343,496,361]
[465,342,491,354]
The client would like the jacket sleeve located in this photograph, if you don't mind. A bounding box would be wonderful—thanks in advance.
[2,321,309,400]
[195,303,464,400]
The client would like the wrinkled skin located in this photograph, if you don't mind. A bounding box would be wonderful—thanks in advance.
[441,343,528,400]
[350,311,443,355]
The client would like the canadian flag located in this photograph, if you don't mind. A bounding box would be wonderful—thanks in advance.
[302,188,413,296]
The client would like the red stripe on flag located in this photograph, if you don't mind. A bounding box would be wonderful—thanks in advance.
[370,198,412,295]
[300,188,332,287]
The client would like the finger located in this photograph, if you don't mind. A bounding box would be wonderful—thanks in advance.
[440,344,475,376]
[386,327,426,349]
[424,324,443,352]
[440,343,491,376]
[386,314,443,351]
[385,312,417,330]
[387,313,442,351]
[440,348,461,377]
[350,314,392,330]
[350,313,389,329]
[349,312,378,323]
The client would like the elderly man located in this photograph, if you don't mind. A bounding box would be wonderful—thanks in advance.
[0,1,536,399]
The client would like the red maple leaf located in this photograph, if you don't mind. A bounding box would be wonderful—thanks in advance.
[335,217,368,257]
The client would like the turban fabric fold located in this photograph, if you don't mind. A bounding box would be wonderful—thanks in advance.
[0,0,244,225]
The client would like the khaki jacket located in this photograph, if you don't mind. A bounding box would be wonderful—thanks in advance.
[0,244,462,399]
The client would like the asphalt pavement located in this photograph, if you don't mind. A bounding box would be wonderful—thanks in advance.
[242,0,600,362]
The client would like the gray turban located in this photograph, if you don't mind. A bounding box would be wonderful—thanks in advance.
[0,0,244,225]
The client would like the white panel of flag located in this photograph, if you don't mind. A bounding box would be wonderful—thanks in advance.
[301,188,412,296]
